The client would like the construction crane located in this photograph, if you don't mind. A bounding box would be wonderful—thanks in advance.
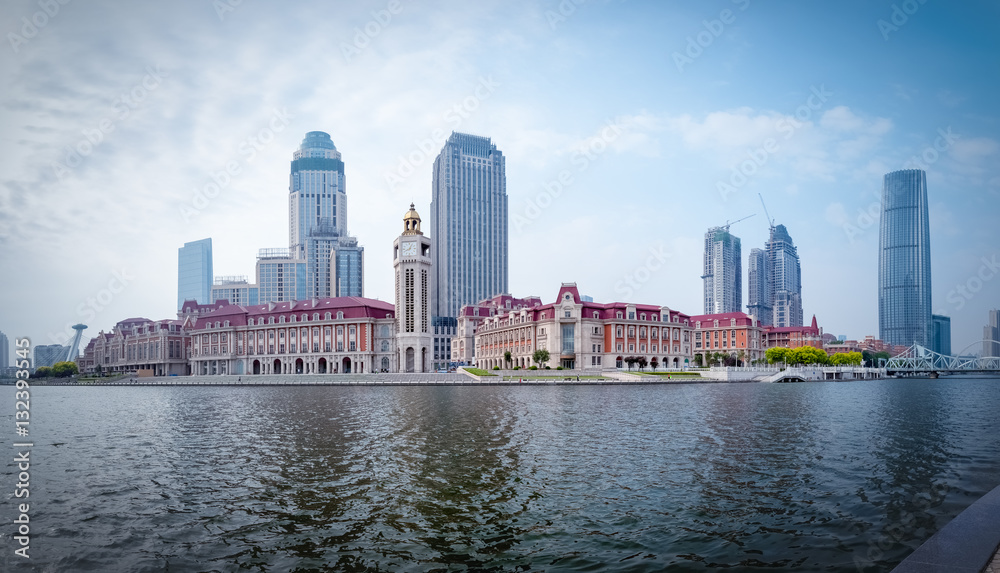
[721,213,755,232]
[758,193,775,232]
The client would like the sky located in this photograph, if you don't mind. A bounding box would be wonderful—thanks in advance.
[1,0,998,362]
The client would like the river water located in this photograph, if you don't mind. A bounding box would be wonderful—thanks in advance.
[1,377,999,572]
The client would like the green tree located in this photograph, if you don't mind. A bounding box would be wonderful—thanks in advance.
[33,366,52,378]
[790,346,829,365]
[766,347,789,365]
[737,350,747,367]
[532,349,550,369]
[503,351,512,369]
[52,361,79,378]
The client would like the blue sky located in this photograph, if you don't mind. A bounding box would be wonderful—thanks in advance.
[1,0,998,358]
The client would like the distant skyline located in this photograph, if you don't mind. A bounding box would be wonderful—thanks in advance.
[1,1,998,355]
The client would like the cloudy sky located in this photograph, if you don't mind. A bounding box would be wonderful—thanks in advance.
[1,0,998,359]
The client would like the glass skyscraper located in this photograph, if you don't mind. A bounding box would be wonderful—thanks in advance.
[702,226,742,314]
[930,314,951,356]
[287,131,363,299]
[177,238,213,310]
[430,132,508,319]
[767,224,803,327]
[747,248,771,325]
[879,169,932,348]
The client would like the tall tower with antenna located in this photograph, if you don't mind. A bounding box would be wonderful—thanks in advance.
[702,214,753,314]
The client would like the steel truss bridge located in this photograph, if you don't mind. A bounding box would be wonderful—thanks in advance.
[885,343,1000,377]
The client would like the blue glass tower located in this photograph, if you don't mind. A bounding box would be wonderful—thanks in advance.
[879,169,932,347]
[430,132,508,319]
[177,238,213,310]
[289,131,347,259]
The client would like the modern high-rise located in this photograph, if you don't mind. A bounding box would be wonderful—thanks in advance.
[304,225,364,298]
[985,309,1000,358]
[34,344,69,368]
[178,238,213,310]
[211,276,260,306]
[767,224,803,327]
[747,248,771,325]
[287,131,364,298]
[256,248,306,303]
[703,226,742,314]
[878,169,932,348]
[0,331,9,368]
[430,132,508,320]
[930,314,951,356]
[289,131,348,258]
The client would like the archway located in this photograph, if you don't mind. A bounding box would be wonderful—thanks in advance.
[381,357,389,372]
[273,359,281,374]
[253,360,261,375]
[405,347,415,373]
[616,356,623,369]
[318,358,327,374]
[342,357,352,374]
[295,358,304,374]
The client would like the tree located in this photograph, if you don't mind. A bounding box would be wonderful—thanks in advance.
[637,356,648,371]
[694,354,704,367]
[737,350,747,367]
[766,347,789,365]
[650,357,659,370]
[624,356,637,370]
[95,364,103,376]
[33,366,52,378]
[789,346,829,365]
[52,361,79,378]
[532,349,550,369]
[503,351,512,369]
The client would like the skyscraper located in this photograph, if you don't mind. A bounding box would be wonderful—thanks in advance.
[878,169,932,348]
[34,344,69,368]
[289,131,347,257]
[767,224,803,327]
[288,131,364,298]
[0,331,9,369]
[747,248,771,325]
[430,132,508,319]
[703,226,742,314]
[178,238,213,310]
[256,248,306,303]
[930,314,951,356]
[985,309,1000,358]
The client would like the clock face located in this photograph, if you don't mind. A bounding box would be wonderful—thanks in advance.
[401,241,418,257]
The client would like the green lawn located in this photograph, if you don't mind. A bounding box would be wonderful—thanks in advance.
[502,375,609,380]
[639,372,702,377]
[461,367,496,377]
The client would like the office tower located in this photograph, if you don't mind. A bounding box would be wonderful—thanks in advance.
[256,248,306,303]
[767,224,803,327]
[747,248,771,325]
[985,309,1000,357]
[212,276,260,306]
[703,226,742,314]
[430,132,508,320]
[878,169,932,347]
[34,344,69,368]
[289,131,347,258]
[304,225,364,299]
[930,314,951,356]
[0,331,9,368]
[288,131,364,298]
[178,238,214,310]
[394,204,433,373]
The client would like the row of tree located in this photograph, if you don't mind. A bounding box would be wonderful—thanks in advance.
[765,347,863,366]
[32,361,79,378]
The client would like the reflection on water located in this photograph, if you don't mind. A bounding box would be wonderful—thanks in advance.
[1,378,999,572]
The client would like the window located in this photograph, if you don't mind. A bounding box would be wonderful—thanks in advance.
[617,312,623,319]
[564,310,571,318]
[628,312,635,320]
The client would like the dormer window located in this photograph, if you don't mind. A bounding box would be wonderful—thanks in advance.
[325,313,331,320]
[337,311,344,320]
[279,316,286,324]
[313,313,319,320]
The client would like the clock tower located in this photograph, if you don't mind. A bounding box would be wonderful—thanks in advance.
[393,204,433,373]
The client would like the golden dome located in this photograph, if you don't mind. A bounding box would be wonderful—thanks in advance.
[402,203,422,235]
